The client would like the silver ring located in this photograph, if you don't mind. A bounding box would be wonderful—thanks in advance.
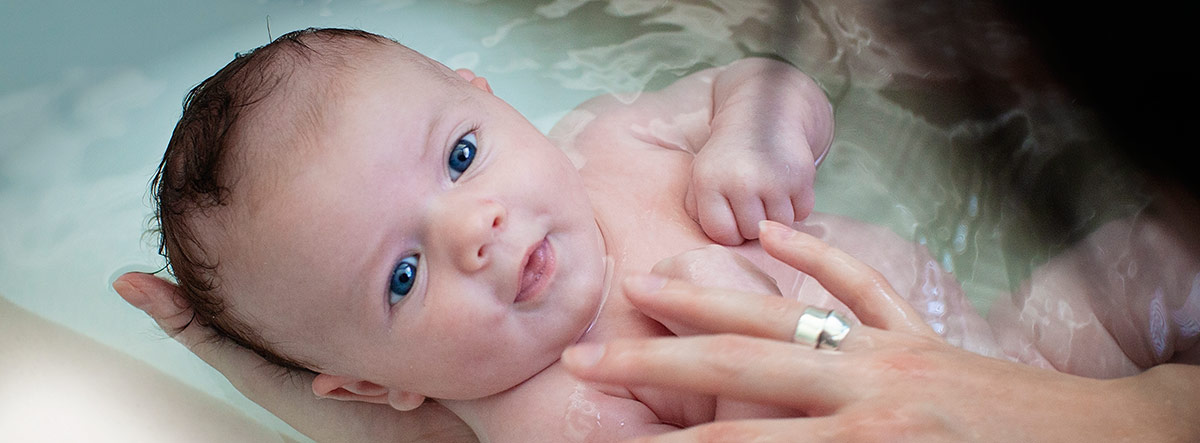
[793,307,827,348]
[819,310,851,350]
[792,307,852,351]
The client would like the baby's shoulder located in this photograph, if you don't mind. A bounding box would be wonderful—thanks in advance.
[547,94,636,150]
[548,88,707,159]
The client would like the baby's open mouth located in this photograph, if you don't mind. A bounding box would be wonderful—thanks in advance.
[515,238,555,303]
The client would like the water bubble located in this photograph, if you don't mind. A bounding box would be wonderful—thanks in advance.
[930,321,946,335]
[941,250,954,273]
[927,300,946,316]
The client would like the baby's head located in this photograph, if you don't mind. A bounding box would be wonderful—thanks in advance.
[154,28,607,409]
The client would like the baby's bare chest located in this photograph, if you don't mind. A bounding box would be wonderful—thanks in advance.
[574,141,801,291]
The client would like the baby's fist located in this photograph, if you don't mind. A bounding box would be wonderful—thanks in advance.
[685,132,816,246]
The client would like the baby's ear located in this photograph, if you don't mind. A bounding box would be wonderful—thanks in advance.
[311,373,427,411]
[454,68,493,94]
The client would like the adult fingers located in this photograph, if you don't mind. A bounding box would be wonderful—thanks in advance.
[562,334,864,412]
[758,221,935,337]
[113,272,212,344]
[623,275,891,352]
[114,272,301,392]
[112,271,260,376]
[624,274,807,341]
[629,417,839,443]
[116,276,480,443]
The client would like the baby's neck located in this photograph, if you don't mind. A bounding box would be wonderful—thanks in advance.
[580,215,617,338]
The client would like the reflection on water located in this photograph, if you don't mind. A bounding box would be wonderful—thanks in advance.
[492,0,1157,307]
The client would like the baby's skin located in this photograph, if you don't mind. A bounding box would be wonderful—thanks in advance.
[207,41,999,442]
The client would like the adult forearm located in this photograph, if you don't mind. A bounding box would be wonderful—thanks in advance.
[1119,364,1200,441]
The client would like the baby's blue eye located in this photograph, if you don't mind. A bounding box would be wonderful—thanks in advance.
[448,133,476,181]
[389,255,419,306]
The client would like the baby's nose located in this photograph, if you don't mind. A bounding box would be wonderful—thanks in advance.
[442,198,506,272]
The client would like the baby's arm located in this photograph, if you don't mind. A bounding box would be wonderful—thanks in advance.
[684,59,834,246]
[557,59,834,246]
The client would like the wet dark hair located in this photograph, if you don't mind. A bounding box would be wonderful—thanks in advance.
[152,28,396,372]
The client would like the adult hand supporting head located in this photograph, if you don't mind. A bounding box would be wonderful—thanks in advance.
[562,221,1200,442]
[112,273,476,443]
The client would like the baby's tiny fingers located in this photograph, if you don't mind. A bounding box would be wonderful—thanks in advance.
[697,190,742,245]
[792,190,815,221]
[765,195,797,227]
[684,184,699,225]
[730,194,767,241]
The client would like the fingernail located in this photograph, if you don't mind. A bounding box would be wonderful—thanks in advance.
[624,273,667,294]
[759,220,796,239]
[112,279,145,306]
[563,343,605,369]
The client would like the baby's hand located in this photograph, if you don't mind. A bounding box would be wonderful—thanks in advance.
[648,245,781,336]
[685,128,816,245]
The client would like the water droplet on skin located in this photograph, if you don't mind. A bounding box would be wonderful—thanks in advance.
[563,384,601,441]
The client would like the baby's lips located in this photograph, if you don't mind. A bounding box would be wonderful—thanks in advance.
[514,237,554,304]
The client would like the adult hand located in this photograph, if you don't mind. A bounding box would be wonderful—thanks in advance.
[562,221,1200,442]
[113,273,477,443]
[650,244,783,337]
[651,245,781,298]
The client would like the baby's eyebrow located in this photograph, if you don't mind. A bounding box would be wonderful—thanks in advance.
[421,116,442,160]
[348,223,393,316]
[405,106,448,164]
[418,98,474,168]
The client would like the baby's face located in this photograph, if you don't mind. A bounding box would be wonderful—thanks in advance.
[216,45,607,400]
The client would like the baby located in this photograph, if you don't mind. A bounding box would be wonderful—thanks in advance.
[153,28,997,442]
